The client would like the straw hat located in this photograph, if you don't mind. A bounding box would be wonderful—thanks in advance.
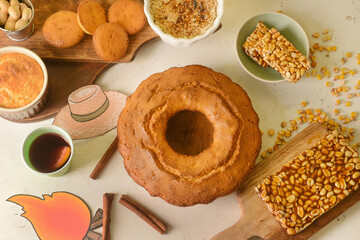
[53,85,127,140]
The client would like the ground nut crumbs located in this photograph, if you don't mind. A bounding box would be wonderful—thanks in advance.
[150,0,217,39]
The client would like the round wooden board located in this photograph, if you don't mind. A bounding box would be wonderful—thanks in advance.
[0,0,159,62]
[1,61,113,123]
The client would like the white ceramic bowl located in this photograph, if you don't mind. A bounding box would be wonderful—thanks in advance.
[144,0,224,47]
[0,46,48,120]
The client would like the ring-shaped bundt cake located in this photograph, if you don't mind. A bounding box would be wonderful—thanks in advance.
[117,65,262,206]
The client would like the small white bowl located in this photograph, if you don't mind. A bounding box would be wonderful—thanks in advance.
[0,46,48,120]
[144,0,224,47]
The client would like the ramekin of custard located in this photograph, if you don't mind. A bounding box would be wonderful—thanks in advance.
[144,0,224,47]
[0,46,48,120]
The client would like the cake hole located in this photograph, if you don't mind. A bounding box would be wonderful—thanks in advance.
[166,110,213,156]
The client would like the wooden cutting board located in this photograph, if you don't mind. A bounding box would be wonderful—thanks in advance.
[0,0,159,62]
[3,61,113,123]
[212,123,360,240]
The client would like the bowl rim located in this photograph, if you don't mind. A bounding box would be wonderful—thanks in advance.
[235,12,310,83]
[144,0,224,46]
[21,125,74,176]
[0,46,48,112]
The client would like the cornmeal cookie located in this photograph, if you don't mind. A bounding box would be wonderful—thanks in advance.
[108,0,146,35]
[43,11,85,48]
[93,22,129,62]
[77,0,107,35]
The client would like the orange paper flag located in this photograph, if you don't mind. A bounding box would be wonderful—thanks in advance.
[8,192,91,240]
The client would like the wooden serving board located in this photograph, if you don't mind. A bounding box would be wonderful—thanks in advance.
[4,61,113,123]
[212,123,360,240]
[0,0,159,62]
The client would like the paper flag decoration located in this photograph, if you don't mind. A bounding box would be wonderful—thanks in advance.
[7,192,102,240]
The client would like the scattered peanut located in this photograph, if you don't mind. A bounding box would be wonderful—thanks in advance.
[349,69,356,75]
[344,101,351,107]
[312,32,319,38]
[325,81,333,87]
[323,35,331,42]
[345,52,352,58]
[268,128,275,136]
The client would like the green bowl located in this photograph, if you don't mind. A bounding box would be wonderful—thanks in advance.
[22,125,74,177]
[236,12,309,83]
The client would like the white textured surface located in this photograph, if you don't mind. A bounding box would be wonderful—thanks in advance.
[1,0,360,239]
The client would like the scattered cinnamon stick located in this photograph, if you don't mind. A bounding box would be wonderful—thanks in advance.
[103,193,115,240]
[119,195,167,234]
[90,136,119,180]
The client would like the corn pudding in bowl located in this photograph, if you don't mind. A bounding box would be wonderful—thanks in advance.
[144,0,223,47]
[0,47,48,120]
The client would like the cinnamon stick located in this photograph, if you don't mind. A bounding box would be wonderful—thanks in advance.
[103,193,115,240]
[90,137,119,180]
[119,195,167,234]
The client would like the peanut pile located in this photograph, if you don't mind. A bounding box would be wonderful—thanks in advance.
[243,21,310,83]
[260,108,359,160]
[255,129,360,235]
[0,0,32,31]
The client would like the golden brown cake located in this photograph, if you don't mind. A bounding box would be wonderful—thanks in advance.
[0,52,44,109]
[117,65,262,206]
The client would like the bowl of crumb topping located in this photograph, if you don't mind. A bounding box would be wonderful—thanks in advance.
[144,0,224,47]
[0,46,48,120]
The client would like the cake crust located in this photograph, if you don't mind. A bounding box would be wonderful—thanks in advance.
[0,52,44,109]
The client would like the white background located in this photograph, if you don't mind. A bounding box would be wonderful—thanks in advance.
[1,0,360,239]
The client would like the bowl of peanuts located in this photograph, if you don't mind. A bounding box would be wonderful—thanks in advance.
[0,0,34,41]
[236,12,310,83]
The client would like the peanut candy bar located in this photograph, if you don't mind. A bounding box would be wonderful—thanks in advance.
[242,21,269,68]
[254,27,310,83]
[255,129,360,235]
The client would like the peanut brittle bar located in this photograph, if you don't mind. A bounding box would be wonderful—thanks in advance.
[255,129,360,235]
[254,27,310,83]
[242,21,269,68]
